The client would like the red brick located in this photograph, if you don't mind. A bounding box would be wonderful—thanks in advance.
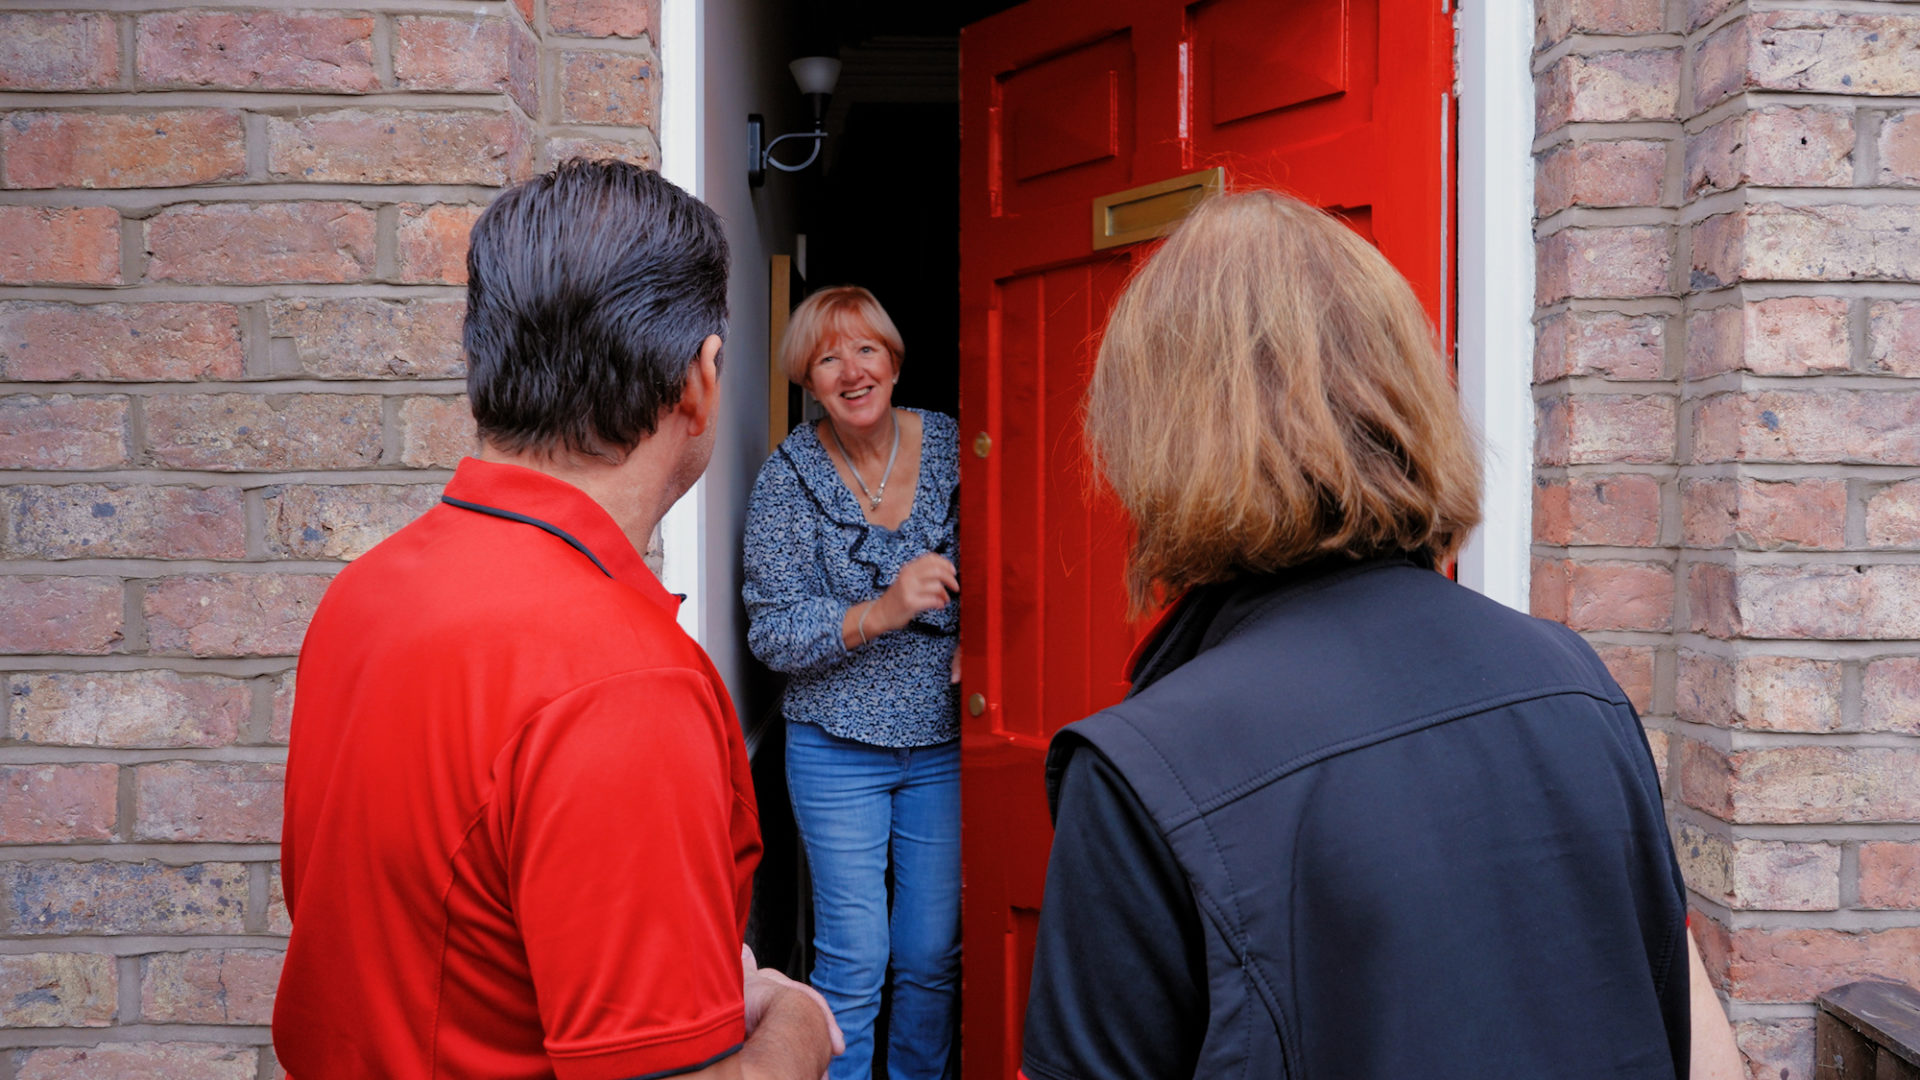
[134,761,283,842]
[1565,473,1662,546]
[1679,478,1735,547]
[0,302,244,382]
[1729,926,1920,1003]
[271,671,294,745]
[1730,478,1847,550]
[0,764,117,844]
[1697,204,1920,287]
[1568,395,1674,465]
[1869,301,1920,376]
[1692,19,1750,111]
[397,203,485,285]
[0,953,116,1028]
[1864,657,1920,735]
[1678,736,1732,819]
[136,11,375,92]
[0,207,120,286]
[399,396,478,468]
[1534,310,1665,383]
[1885,110,1920,187]
[550,0,659,38]
[0,395,129,470]
[1533,478,1570,545]
[7,670,248,748]
[1536,0,1662,46]
[1536,49,1681,131]
[1693,391,1920,465]
[1,484,245,560]
[1676,823,1839,909]
[1530,556,1570,624]
[547,132,660,171]
[1593,643,1655,713]
[1734,1018,1814,1080]
[1686,107,1854,197]
[145,573,330,658]
[0,577,123,655]
[560,50,659,127]
[1747,11,1920,97]
[267,863,290,934]
[1536,226,1671,304]
[1688,210,1744,291]
[1,110,246,190]
[268,109,526,186]
[507,22,540,120]
[1724,746,1920,823]
[1566,560,1673,632]
[1734,564,1920,639]
[1693,912,1731,991]
[393,16,510,91]
[147,202,376,285]
[1643,727,1669,791]
[0,13,119,91]
[154,594,290,679]
[1860,842,1920,909]
[1868,481,1920,549]
[1686,297,1851,378]
[268,298,465,381]
[264,483,442,560]
[141,949,282,1024]
[1677,651,1841,732]
[1535,397,1570,468]
[18,1043,257,1080]
[0,861,247,935]
[1687,562,1738,639]
[1535,140,1665,217]
[144,393,383,471]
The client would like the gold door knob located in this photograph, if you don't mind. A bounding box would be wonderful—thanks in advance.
[972,432,992,458]
[967,693,986,717]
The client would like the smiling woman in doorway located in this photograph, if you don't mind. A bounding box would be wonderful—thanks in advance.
[743,285,961,1080]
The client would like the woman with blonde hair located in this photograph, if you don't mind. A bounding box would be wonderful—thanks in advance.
[1019,191,1732,1079]
[743,286,960,1080]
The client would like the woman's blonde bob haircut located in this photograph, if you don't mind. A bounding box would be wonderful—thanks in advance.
[1087,190,1482,612]
[778,285,906,386]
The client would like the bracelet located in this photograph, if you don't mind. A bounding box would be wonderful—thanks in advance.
[856,601,873,646]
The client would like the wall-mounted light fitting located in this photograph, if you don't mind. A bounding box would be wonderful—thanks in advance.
[748,56,842,187]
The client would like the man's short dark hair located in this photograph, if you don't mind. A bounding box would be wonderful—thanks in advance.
[464,159,730,461]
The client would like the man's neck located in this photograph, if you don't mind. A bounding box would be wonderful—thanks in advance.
[478,440,676,559]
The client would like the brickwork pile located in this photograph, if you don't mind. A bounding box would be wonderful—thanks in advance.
[1532,0,1920,1073]
[0,0,657,1071]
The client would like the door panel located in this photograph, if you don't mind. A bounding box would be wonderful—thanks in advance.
[959,1,1453,1074]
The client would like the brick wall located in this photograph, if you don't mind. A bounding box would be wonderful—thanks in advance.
[1532,0,1920,1075]
[0,0,657,1071]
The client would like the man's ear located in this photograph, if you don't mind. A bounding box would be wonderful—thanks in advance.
[677,334,724,437]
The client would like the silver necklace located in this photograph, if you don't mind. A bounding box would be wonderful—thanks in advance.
[828,410,900,512]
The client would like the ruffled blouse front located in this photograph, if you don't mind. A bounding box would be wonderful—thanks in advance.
[741,410,959,747]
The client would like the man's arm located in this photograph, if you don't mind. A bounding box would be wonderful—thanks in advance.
[1687,925,1744,1080]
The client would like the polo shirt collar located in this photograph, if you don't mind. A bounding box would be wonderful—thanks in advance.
[441,457,680,615]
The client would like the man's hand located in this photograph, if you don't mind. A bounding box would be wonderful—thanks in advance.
[742,946,844,1058]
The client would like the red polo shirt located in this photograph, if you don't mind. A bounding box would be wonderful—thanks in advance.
[275,458,761,1080]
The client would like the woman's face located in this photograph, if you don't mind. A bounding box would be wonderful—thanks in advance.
[806,332,897,431]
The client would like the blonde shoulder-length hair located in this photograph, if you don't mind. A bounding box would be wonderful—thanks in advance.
[1086,189,1482,613]
[778,285,905,386]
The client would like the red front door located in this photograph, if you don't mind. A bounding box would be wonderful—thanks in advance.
[955,1,1455,1075]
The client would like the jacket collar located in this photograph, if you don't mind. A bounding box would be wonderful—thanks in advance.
[1123,555,1424,698]
[441,457,679,616]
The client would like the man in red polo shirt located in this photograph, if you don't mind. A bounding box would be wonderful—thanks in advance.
[274,160,840,1080]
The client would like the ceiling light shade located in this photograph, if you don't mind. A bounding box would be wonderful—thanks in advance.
[789,56,842,97]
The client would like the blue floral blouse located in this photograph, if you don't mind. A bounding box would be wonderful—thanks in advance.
[742,410,960,748]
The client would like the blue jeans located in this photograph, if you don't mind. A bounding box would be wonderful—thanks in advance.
[785,721,960,1080]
